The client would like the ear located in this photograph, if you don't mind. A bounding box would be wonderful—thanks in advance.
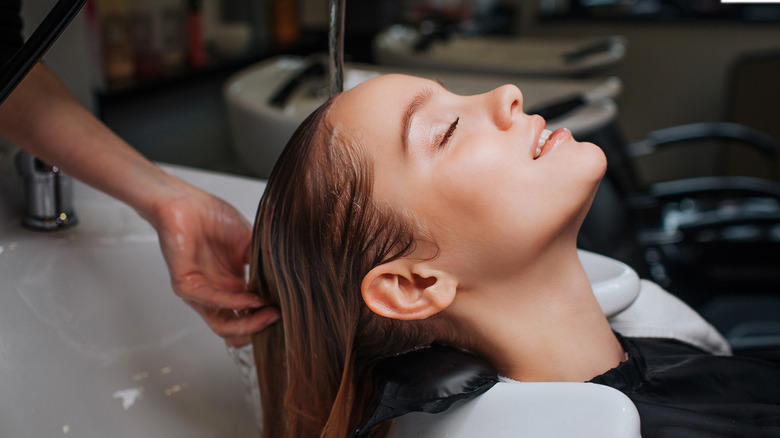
[361,259,458,321]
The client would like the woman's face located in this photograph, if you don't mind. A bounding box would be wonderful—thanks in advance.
[329,74,606,281]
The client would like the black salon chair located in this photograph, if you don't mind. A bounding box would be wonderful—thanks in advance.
[578,121,780,360]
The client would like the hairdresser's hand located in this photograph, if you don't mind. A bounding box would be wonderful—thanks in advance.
[151,188,280,347]
[0,62,277,346]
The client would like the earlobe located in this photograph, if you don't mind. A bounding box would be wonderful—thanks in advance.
[361,260,457,321]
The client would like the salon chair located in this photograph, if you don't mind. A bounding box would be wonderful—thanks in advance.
[578,121,780,361]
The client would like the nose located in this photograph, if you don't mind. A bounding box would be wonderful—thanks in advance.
[488,84,524,130]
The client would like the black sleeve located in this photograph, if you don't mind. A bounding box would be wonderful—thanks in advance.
[1,0,24,63]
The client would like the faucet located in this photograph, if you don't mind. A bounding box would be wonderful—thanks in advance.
[14,150,78,230]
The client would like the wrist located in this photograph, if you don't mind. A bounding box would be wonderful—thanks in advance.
[136,171,206,230]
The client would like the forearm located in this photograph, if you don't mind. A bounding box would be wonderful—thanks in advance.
[0,63,190,223]
[0,63,277,344]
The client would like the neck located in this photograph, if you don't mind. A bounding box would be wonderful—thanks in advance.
[449,247,625,382]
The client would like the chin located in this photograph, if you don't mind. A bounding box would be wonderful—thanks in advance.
[581,142,608,185]
[570,144,607,223]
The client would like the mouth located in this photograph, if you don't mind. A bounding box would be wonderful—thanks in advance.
[534,129,553,159]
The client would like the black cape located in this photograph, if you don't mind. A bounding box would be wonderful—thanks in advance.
[590,333,780,437]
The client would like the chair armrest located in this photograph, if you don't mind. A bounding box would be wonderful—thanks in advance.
[626,176,780,218]
[628,122,776,158]
[648,176,780,200]
[625,176,780,211]
[630,177,780,244]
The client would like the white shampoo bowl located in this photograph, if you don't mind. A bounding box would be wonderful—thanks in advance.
[373,26,627,78]
[0,158,265,438]
[388,381,641,438]
[224,55,619,178]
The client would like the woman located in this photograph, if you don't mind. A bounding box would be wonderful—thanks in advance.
[249,74,780,437]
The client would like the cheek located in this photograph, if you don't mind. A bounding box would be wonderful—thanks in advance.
[426,149,543,245]
[435,145,522,211]
[528,143,606,230]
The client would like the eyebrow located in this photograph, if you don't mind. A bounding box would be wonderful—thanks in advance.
[401,79,447,154]
[401,87,433,154]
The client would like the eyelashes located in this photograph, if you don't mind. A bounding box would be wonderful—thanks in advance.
[437,117,459,149]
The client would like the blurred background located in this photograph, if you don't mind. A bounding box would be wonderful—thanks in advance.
[17,0,780,181]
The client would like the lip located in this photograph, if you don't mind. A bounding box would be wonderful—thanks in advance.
[535,127,572,160]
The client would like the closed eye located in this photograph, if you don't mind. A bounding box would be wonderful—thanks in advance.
[438,117,459,149]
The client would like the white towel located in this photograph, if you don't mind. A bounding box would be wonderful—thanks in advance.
[609,280,732,356]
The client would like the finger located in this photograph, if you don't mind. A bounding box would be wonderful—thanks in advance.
[175,279,265,310]
[197,306,281,339]
[201,291,266,311]
[218,307,281,334]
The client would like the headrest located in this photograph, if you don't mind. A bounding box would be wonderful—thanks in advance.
[351,345,498,438]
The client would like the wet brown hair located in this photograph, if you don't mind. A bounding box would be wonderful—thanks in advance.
[249,96,443,437]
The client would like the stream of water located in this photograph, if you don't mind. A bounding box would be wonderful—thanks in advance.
[328,0,346,96]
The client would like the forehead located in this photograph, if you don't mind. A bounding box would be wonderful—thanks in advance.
[328,74,434,138]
